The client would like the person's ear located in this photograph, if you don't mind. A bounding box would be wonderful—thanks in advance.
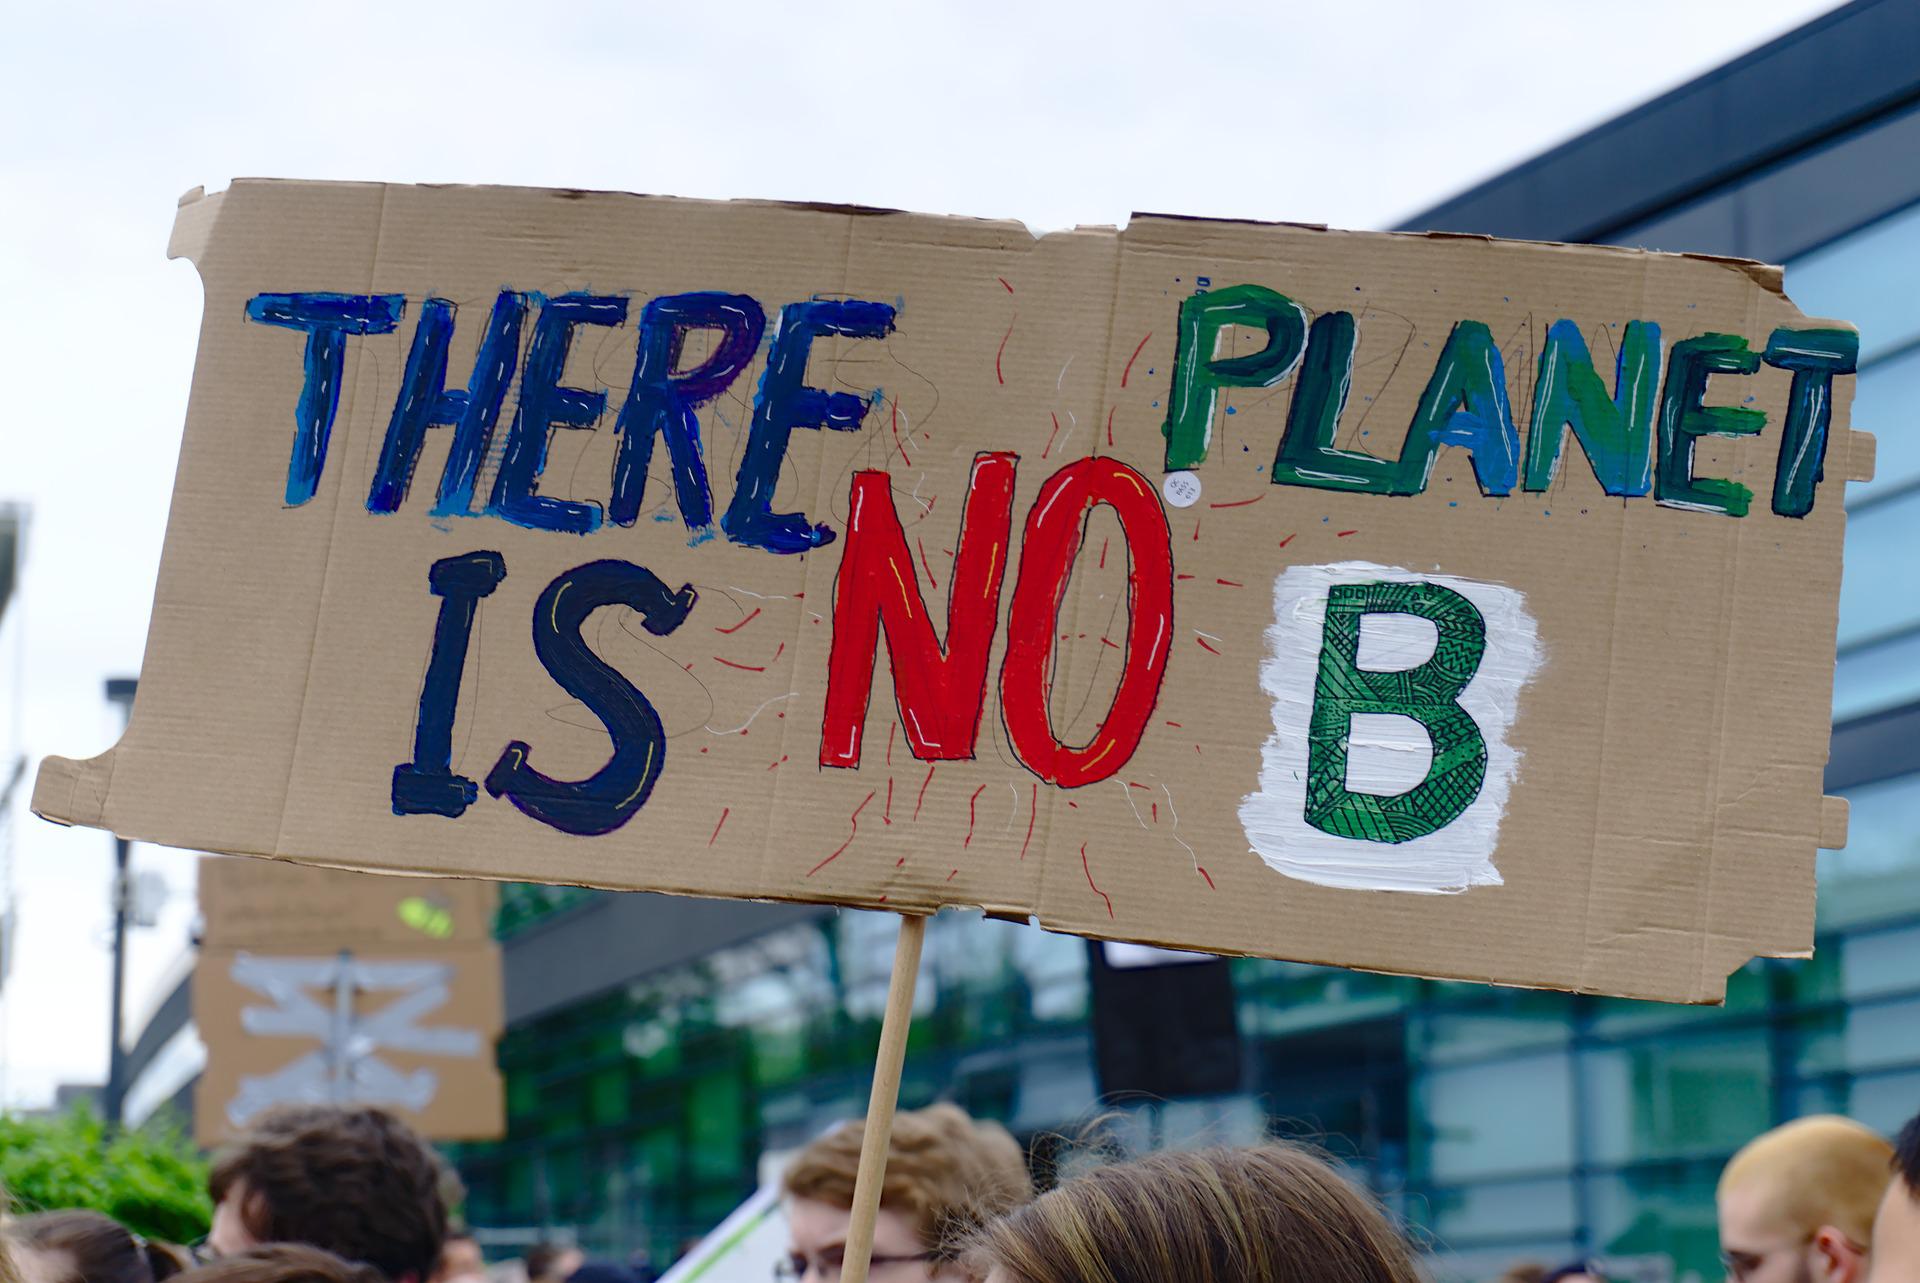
[1812,1226,1868,1283]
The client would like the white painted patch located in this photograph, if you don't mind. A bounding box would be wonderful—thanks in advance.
[1238,560,1543,894]
[1161,470,1202,508]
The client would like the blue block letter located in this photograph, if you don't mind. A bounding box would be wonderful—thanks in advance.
[246,292,405,505]
[722,299,896,553]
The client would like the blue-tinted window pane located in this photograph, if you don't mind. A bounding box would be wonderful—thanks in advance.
[1847,344,1920,505]
[1848,1068,1920,1134]
[1837,487,1920,646]
[1420,1176,1579,1243]
[1788,200,1920,364]
[1818,777,1920,929]
[1418,1052,1573,1181]
[1834,628,1920,719]
[1583,1031,1771,1165]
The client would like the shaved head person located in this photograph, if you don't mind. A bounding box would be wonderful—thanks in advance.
[1718,1116,1893,1283]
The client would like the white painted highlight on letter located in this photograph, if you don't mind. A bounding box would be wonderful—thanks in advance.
[1238,560,1543,894]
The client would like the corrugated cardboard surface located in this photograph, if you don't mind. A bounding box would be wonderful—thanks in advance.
[193,942,503,1146]
[195,855,502,1144]
[37,181,1869,1004]
[199,852,497,948]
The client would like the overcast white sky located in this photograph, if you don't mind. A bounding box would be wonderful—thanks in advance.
[0,0,1843,1108]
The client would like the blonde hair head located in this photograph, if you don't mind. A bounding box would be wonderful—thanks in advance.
[1718,1115,1893,1244]
[781,1103,1034,1256]
[965,1143,1421,1283]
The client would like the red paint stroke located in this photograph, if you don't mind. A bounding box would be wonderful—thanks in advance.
[947,868,960,882]
[770,641,785,664]
[916,536,939,590]
[1127,780,1151,790]
[767,756,786,770]
[995,317,1015,385]
[1165,720,1183,728]
[708,807,729,846]
[879,894,888,903]
[1195,636,1222,656]
[1209,494,1263,509]
[1198,866,1216,890]
[1216,578,1243,588]
[1336,529,1359,537]
[997,276,1014,293]
[715,607,760,635]
[714,656,766,672]
[886,721,897,767]
[1099,537,1108,569]
[1042,411,1061,459]
[1020,783,1038,860]
[1100,636,1121,650]
[808,790,876,876]
[1279,532,1296,548]
[896,856,906,867]
[891,400,912,467]
[1081,842,1114,918]
[1120,331,1153,388]
[1105,405,1116,448]
[1176,573,1197,581]
[1192,517,1201,541]
[1067,800,1079,809]
[913,763,936,821]
[1151,801,1158,823]
[963,784,986,847]
[883,777,894,824]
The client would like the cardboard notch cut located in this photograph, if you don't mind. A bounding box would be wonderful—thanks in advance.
[1846,430,1878,484]
[1820,795,1850,850]
[30,749,117,831]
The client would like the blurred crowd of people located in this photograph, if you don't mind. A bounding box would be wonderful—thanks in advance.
[1,1098,1916,1283]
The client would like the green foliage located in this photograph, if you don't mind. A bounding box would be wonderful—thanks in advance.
[0,1106,211,1245]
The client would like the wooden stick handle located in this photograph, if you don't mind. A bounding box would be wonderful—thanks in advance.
[839,911,929,1283]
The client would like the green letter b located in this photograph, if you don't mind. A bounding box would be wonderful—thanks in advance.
[1306,581,1488,843]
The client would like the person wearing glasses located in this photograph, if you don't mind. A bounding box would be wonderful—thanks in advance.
[777,1104,1033,1282]
[1717,1116,1891,1283]
[1866,1110,1920,1283]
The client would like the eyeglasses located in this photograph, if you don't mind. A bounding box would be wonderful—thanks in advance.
[772,1248,936,1281]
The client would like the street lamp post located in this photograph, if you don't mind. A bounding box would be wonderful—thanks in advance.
[102,676,136,1128]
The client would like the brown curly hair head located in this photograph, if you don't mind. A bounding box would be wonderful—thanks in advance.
[781,1103,1034,1257]
[7,1210,188,1283]
[965,1143,1422,1283]
[173,1245,389,1283]
[209,1107,448,1283]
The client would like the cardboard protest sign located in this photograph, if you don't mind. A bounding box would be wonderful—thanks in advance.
[37,180,1870,1003]
[193,856,503,1144]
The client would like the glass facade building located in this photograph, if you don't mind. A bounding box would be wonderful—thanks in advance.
[448,7,1920,1280]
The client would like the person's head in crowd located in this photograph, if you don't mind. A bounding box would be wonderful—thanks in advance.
[430,1233,484,1283]
[1540,1266,1607,1283]
[561,1265,636,1283]
[1717,1115,1891,1283]
[7,1210,189,1283]
[207,1106,449,1283]
[522,1244,583,1283]
[780,1102,1034,1281]
[1492,1265,1548,1283]
[1867,1111,1920,1283]
[966,1143,1420,1283]
[171,1245,388,1283]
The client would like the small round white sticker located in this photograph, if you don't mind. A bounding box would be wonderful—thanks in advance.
[1161,471,1202,508]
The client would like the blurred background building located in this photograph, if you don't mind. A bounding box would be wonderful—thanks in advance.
[118,2,1920,1279]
